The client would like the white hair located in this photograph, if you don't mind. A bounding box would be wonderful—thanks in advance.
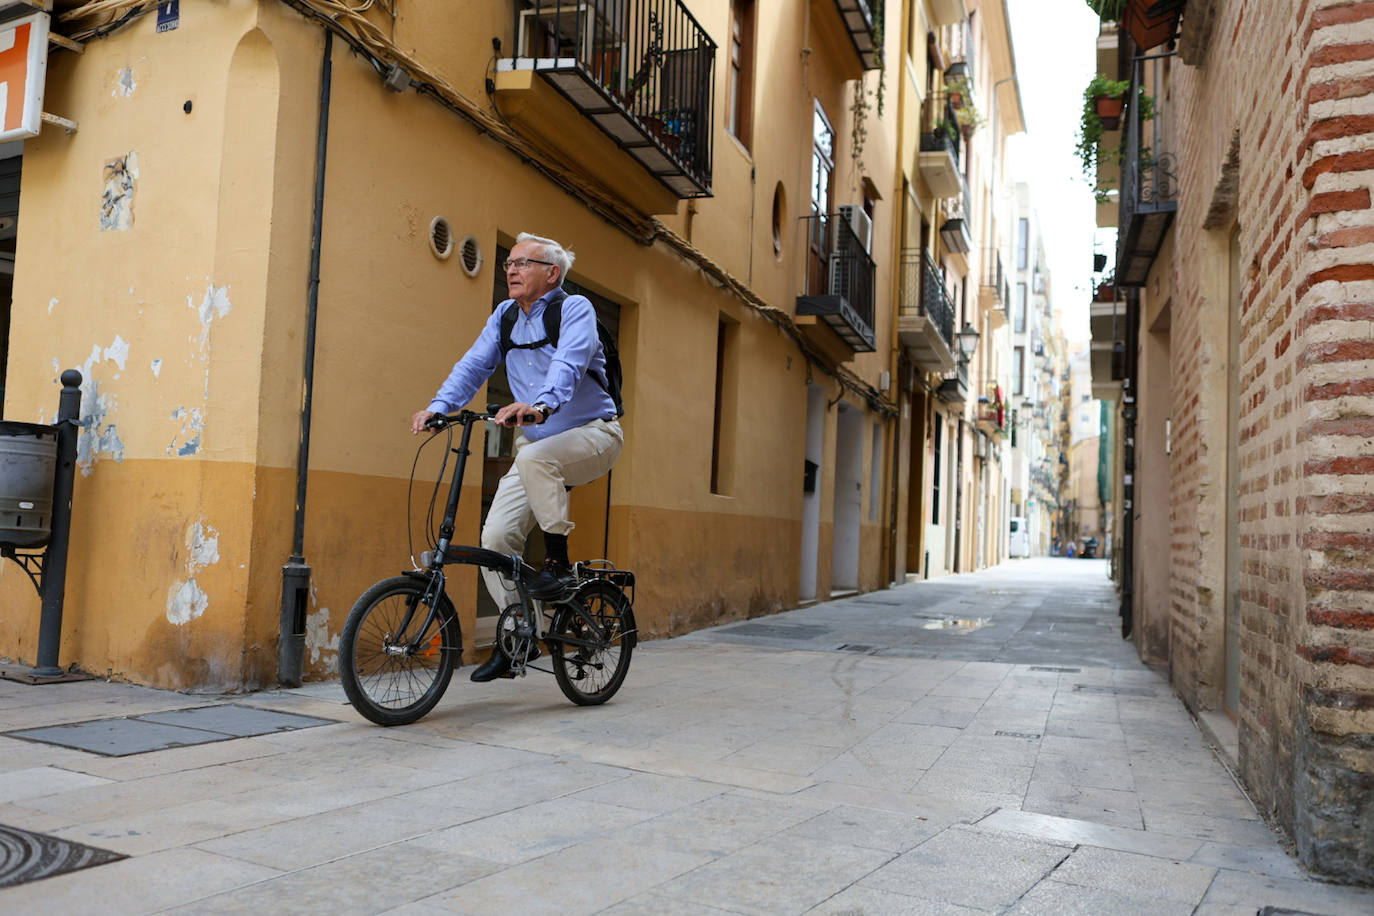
[516,232,575,280]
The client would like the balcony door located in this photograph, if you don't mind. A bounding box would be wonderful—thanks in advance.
[806,102,834,295]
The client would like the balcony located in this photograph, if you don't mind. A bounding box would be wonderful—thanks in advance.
[831,0,882,70]
[1116,60,1176,286]
[495,0,715,214]
[898,249,957,374]
[979,248,1008,329]
[796,213,877,356]
[937,363,969,404]
[919,93,963,199]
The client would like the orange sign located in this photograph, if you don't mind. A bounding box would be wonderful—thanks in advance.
[0,13,48,142]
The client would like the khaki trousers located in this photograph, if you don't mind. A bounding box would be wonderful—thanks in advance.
[480,418,623,609]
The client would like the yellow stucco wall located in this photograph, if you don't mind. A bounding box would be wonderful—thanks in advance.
[1,2,903,687]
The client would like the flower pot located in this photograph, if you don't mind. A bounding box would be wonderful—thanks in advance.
[1094,94,1125,131]
[1124,0,1180,52]
[1095,282,1115,302]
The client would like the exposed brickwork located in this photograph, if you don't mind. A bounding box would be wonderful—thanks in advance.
[1167,0,1374,883]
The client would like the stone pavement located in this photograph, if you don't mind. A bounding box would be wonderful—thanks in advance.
[1,558,1372,914]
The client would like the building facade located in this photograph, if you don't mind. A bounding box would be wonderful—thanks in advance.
[1092,0,1374,883]
[1,0,911,687]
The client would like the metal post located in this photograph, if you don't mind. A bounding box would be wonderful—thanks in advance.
[31,369,82,678]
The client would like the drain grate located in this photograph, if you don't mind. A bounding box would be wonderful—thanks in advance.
[1073,684,1157,697]
[0,823,124,888]
[1029,666,1081,673]
[836,644,877,654]
[7,705,335,757]
[995,731,1042,740]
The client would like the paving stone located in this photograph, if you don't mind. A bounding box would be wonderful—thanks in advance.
[1006,878,1196,915]
[1049,844,1216,904]
[612,791,820,859]
[407,796,654,865]
[784,803,947,853]
[8,718,229,756]
[433,837,710,915]
[134,705,333,737]
[1199,869,1374,916]
[860,824,1072,909]
[975,807,1201,859]
[1023,779,1144,829]
[0,765,113,803]
[809,885,988,914]
[652,831,894,915]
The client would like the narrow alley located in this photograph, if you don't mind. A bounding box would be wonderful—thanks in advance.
[0,559,1371,914]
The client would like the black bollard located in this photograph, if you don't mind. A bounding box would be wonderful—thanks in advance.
[31,369,82,678]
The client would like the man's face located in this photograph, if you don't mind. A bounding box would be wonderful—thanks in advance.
[506,241,560,302]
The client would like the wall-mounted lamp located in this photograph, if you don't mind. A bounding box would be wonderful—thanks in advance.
[956,322,980,361]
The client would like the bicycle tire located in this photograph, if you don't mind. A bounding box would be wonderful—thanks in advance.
[550,580,635,706]
[339,576,460,726]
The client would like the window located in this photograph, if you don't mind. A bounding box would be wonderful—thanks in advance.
[1015,283,1027,334]
[1017,218,1029,270]
[932,419,942,524]
[811,103,834,216]
[726,0,755,148]
[1014,347,1025,397]
[711,315,740,494]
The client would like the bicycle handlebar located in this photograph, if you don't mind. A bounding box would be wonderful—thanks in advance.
[424,403,539,430]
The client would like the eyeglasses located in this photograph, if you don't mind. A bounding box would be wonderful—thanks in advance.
[503,257,555,272]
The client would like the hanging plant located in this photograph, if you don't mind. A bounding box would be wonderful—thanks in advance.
[1076,74,1153,202]
[1083,0,1127,19]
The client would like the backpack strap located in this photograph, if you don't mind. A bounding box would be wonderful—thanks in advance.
[498,288,568,355]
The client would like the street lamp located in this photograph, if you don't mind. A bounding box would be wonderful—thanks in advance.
[955,322,979,362]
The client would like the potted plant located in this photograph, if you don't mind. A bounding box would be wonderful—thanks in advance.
[945,73,973,109]
[1083,0,1182,53]
[1091,75,1129,130]
[1076,74,1153,202]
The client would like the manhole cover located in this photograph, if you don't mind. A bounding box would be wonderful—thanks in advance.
[0,824,124,888]
[1029,666,1081,673]
[7,705,335,757]
[720,623,831,640]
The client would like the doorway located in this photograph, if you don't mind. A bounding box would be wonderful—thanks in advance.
[831,402,862,593]
[1224,227,1241,716]
[799,383,825,601]
[475,244,621,642]
[0,152,18,417]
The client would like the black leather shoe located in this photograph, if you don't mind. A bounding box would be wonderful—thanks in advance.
[469,651,513,682]
[527,558,574,599]
[469,643,541,682]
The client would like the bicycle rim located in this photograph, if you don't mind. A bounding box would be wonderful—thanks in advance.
[551,581,633,706]
[340,577,458,726]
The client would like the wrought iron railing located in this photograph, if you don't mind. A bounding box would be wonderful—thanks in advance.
[510,0,715,194]
[800,212,876,344]
[919,92,962,169]
[982,248,1003,295]
[900,248,955,347]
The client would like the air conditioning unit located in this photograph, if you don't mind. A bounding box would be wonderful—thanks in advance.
[837,204,873,255]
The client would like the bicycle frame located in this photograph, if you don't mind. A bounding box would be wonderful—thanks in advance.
[396,410,634,669]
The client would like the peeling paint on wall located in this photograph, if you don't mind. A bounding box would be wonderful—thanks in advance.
[115,67,137,98]
[191,282,231,346]
[76,341,130,476]
[167,406,203,456]
[151,358,162,377]
[48,297,57,314]
[100,152,138,231]
[103,335,129,372]
[306,607,336,665]
[166,520,220,626]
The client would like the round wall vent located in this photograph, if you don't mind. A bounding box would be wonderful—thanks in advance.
[459,235,483,278]
[429,216,454,260]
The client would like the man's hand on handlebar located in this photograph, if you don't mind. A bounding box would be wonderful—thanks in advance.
[495,401,544,428]
[411,409,439,434]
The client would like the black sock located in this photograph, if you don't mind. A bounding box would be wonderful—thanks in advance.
[544,532,569,567]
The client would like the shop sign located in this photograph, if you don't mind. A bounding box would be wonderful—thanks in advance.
[0,12,48,142]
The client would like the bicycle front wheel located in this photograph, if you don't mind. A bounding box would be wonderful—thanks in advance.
[339,576,460,726]
[550,580,635,706]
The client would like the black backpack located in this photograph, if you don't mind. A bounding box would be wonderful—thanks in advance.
[498,288,625,417]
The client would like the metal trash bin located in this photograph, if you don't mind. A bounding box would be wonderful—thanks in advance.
[0,421,58,548]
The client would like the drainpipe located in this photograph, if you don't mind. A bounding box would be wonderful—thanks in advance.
[279,30,333,687]
[953,415,965,573]
[1120,287,1140,639]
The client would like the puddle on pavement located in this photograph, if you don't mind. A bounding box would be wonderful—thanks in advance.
[920,617,992,632]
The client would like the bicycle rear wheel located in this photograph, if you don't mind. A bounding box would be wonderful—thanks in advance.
[339,576,460,726]
[550,580,635,706]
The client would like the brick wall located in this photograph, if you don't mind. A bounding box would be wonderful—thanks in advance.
[1169,0,1374,882]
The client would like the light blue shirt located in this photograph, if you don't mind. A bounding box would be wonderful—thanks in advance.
[427,289,616,442]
